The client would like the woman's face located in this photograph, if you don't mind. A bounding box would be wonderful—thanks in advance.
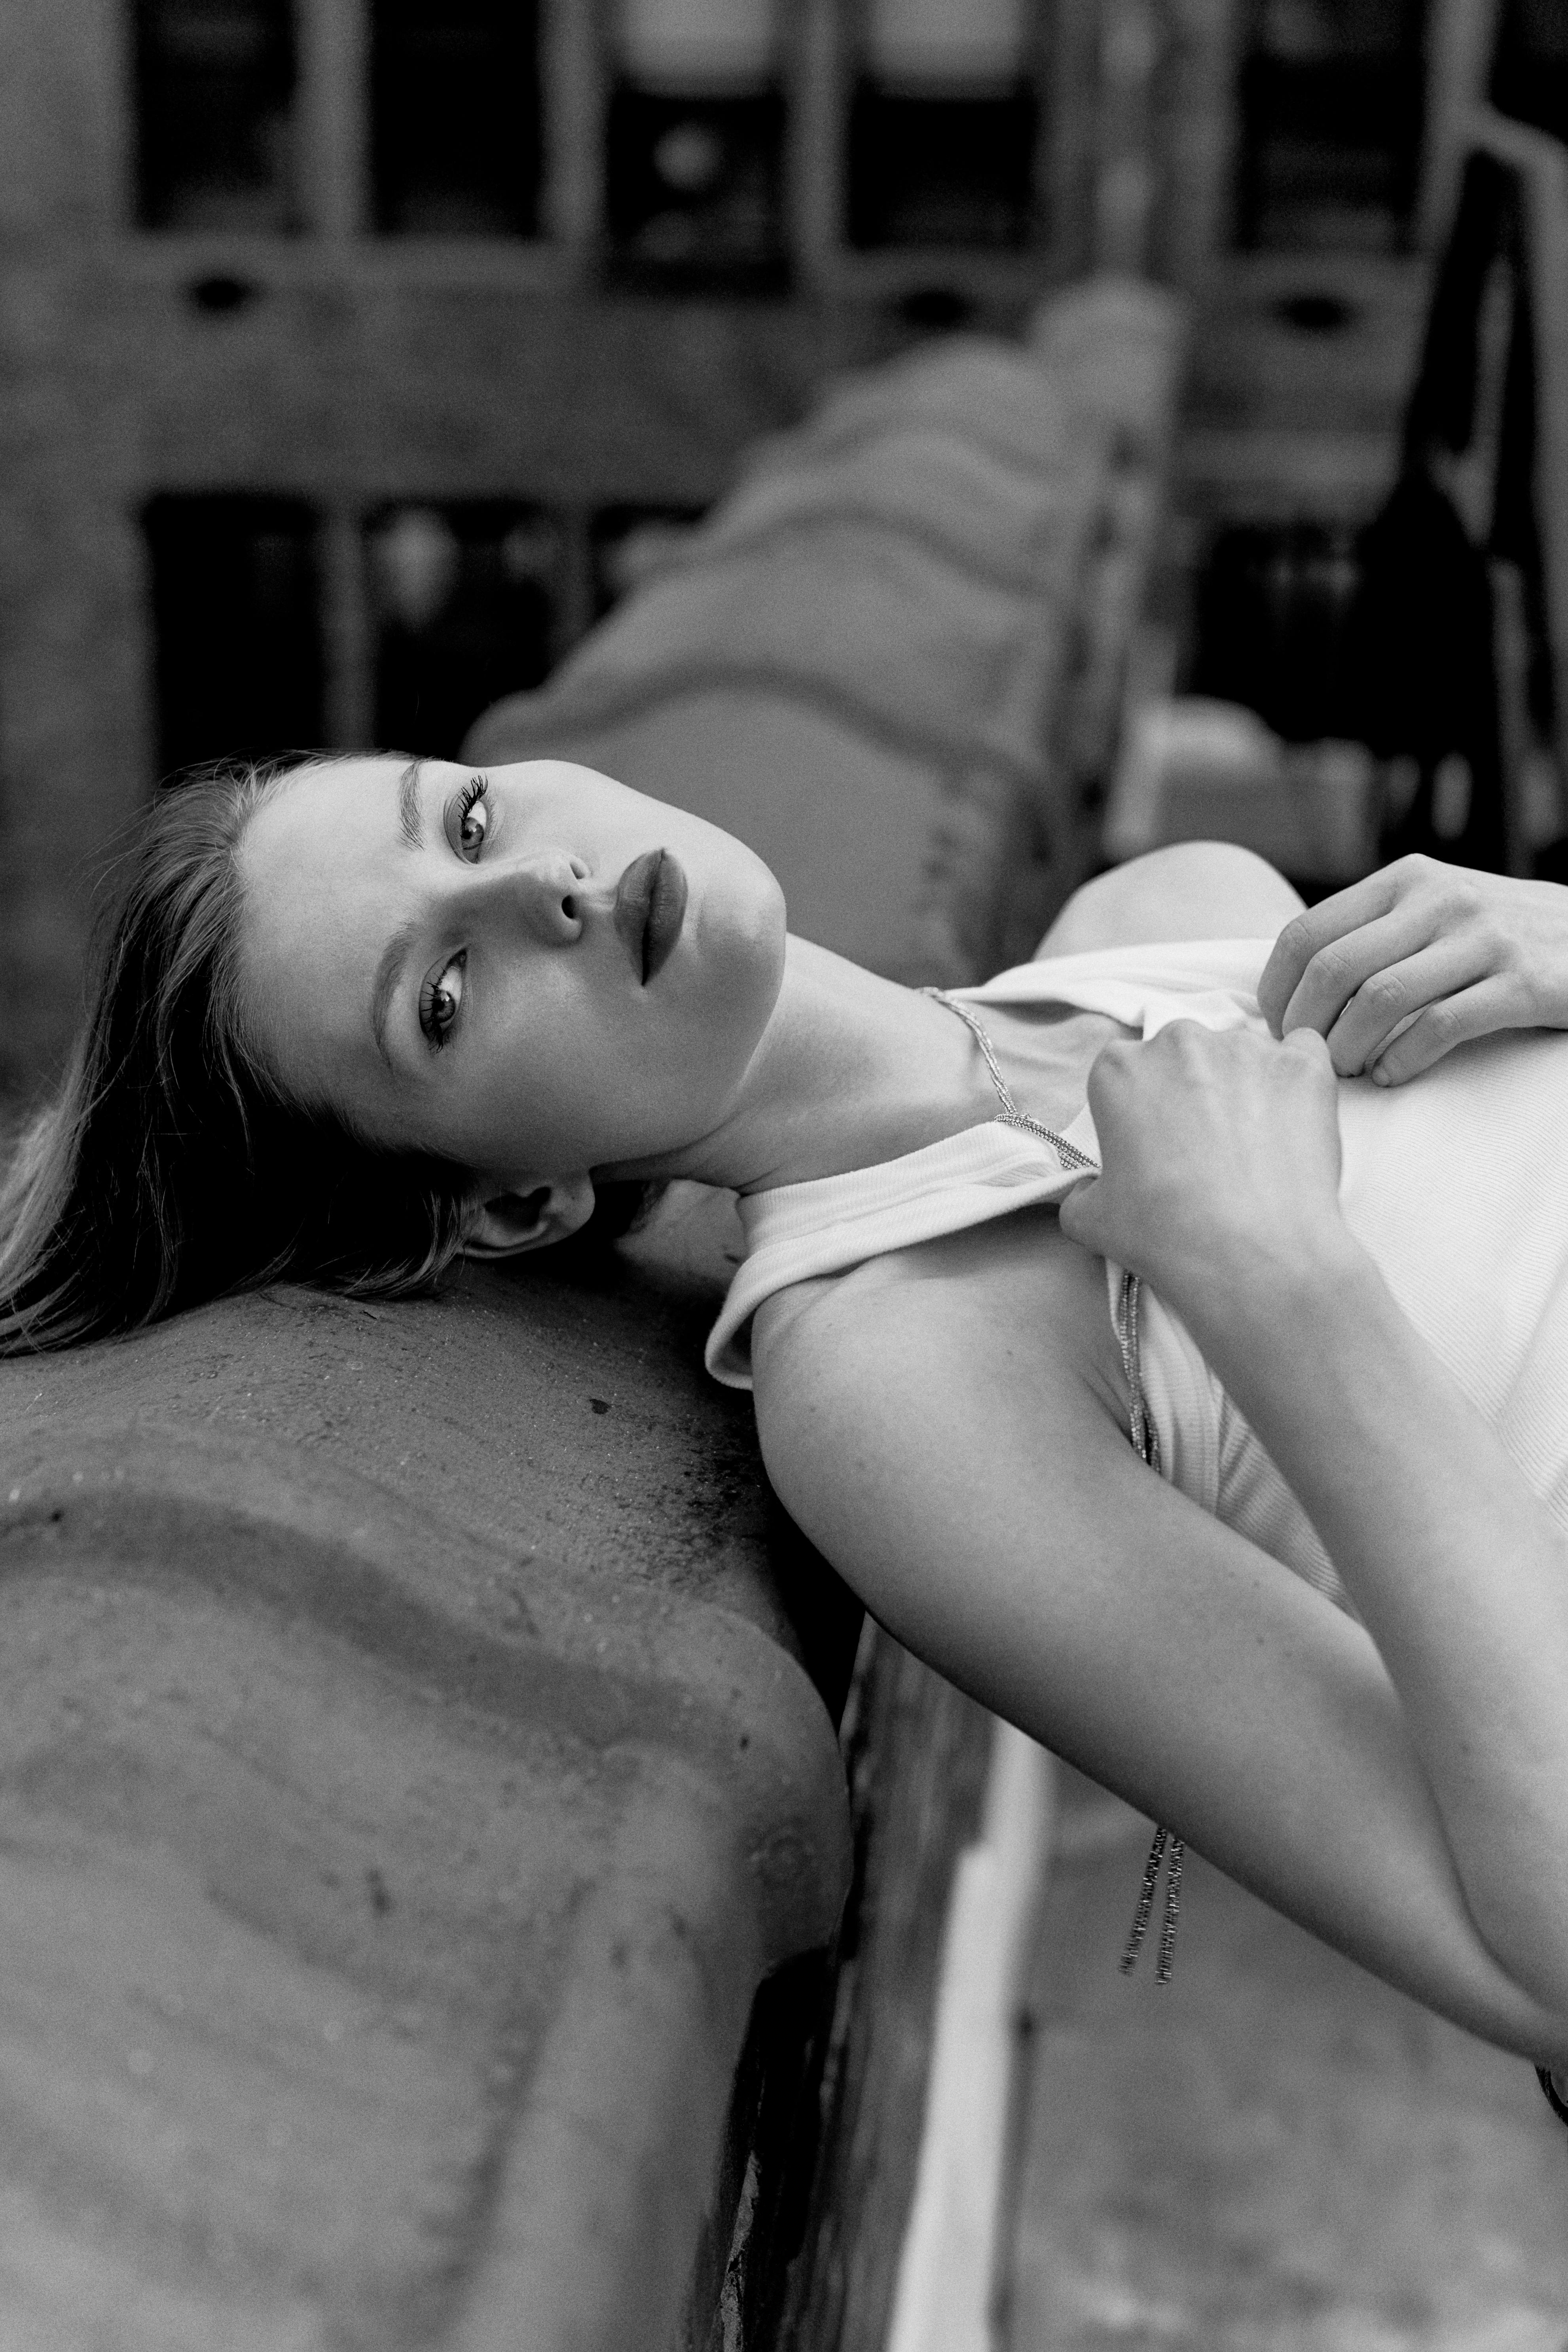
[235,756,787,1183]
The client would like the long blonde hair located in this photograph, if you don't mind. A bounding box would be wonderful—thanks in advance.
[0,757,474,1353]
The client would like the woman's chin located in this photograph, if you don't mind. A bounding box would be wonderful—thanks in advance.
[747,868,789,988]
[685,858,786,998]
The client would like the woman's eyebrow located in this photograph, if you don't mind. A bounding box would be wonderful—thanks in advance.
[370,912,423,1072]
[397,757,425,850]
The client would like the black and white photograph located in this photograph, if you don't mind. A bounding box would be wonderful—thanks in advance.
[3,2,1568,2346]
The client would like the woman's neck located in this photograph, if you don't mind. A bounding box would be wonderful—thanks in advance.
[637,935,1003,1195]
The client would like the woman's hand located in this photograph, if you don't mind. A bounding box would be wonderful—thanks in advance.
[1258,856,1568,1086]
[1059,1022,1350,1337]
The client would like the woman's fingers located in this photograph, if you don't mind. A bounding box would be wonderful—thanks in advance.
[1257,868,1403,1034]
[1061,1022,1346,1304]
[1269,903,1442,1045]
[1259,859,1568,1077]
[1056,1171,1102,1253]
[1279,1023,1335,1074]
[1368,975,1519,1086]
[1321,935,1492,1075]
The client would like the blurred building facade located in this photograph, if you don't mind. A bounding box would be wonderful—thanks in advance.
[0,0,1551,1097]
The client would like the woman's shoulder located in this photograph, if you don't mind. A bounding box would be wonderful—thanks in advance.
[751,1208,1128,1443]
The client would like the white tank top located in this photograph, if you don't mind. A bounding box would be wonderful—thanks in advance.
[705,938,1568,1617]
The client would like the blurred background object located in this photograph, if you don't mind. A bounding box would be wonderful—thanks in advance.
[366,500,560,751]
[133,0,302,233]
[370,1,544,236]
[2,0,1567,1088]
[465,278,1186,985]
[1106,699,1380,878]
[849,0,1040,252]
[1234,0,1428,253]
[605,0,786,288]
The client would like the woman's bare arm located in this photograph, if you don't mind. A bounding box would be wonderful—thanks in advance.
[753,1215,1568,2066]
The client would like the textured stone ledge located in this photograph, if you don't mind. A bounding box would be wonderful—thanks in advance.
[0,1250,855,2349]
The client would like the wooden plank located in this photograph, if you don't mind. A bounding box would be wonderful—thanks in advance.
[884,1725,1056,2352]
[768,1629,997,2352]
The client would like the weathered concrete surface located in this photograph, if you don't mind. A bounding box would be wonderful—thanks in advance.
[0,1246,856,2350]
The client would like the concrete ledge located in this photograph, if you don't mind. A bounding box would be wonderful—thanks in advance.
[0,1252,855,2348]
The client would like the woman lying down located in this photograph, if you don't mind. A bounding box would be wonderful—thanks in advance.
[6,753,1568,2126]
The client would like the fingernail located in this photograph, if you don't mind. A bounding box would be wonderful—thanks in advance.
[1371,1062,1391,1086]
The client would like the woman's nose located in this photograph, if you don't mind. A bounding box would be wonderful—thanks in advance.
[480,851,592,943]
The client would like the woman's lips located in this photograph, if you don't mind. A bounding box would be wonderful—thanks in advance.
[614,848,688,984]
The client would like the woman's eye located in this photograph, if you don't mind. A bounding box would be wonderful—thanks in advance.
[419,951,466,1049]
[453,777,490,860]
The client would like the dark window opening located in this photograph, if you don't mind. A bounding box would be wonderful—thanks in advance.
[847,84,1039,249]
[144,495,323,776]
[133,0,298,232]
[589,505,706,620]
[1188,522,1363,743]
[604,87,787,290]
[895,285,980,333]
[1489,0,1568,146]
[185,272,263,315]
[370,1,542,235]
[1187,515,1522,874]
[368,504,559,755]
[1274,288,1357,334]
[1234,0,1427,252]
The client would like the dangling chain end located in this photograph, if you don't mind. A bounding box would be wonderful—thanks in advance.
[1121,1826,1184,1985]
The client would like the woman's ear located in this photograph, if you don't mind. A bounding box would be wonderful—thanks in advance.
[465,1173,597,1257]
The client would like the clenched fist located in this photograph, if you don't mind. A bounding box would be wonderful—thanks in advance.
[1060,1022,1351,1340]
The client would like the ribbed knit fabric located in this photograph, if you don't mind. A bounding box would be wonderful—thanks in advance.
[706,936,1568,1618]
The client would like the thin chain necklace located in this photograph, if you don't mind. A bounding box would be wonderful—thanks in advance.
[920,985,1099,1170]
[923,986,1185,1982]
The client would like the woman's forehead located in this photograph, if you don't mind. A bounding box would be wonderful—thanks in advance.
[246,753,463,867]
[238,758,414,973]
[252,753,406,841]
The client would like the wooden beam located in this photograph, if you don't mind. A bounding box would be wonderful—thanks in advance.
[885,1724,1056,2352]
